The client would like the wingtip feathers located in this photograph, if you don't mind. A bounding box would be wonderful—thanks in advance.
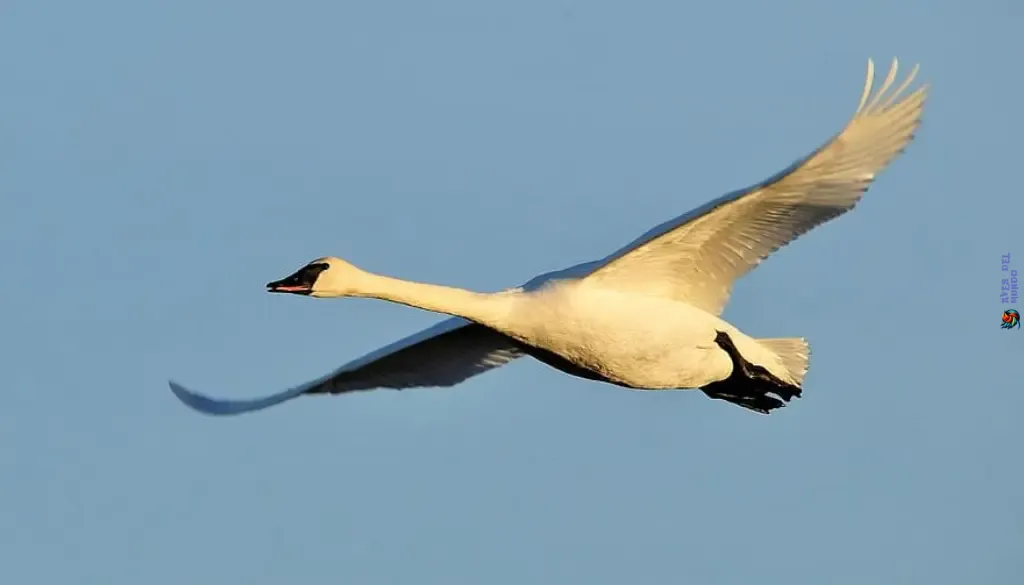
[856,56,926,118]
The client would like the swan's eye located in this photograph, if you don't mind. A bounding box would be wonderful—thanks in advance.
[305,263,330,277]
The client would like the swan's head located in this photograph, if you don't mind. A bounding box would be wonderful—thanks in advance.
[266,256,364,298]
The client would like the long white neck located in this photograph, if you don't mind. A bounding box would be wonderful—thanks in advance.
[347,271,516,329]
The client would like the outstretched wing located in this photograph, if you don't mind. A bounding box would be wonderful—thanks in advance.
[170,319,522,416]
[586,58,927,315]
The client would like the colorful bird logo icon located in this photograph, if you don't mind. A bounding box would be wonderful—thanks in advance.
[1001,309,1020,329]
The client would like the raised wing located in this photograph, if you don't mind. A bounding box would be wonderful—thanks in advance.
[170,318,522,416]
[585,58,927,315]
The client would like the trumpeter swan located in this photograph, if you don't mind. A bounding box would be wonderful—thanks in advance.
[170,58,926,416]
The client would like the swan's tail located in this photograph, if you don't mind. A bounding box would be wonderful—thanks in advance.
[757,337,811,386]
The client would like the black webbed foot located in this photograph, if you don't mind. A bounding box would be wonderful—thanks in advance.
[702,331,803,414]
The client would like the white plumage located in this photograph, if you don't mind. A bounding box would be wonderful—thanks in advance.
[170,58,927,416]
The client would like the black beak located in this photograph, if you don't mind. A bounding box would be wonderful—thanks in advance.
[266,272,312,294]
[266,262,329,295]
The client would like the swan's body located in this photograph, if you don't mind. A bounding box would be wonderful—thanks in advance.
[170,58,927,416]
[500,282,785,390]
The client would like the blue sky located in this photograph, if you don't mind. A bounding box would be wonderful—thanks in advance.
[2,1,1021,583]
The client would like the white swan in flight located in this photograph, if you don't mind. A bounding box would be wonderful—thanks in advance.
[170,58,927,416]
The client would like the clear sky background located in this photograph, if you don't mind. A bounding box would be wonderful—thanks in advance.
[2,1,1021,583]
